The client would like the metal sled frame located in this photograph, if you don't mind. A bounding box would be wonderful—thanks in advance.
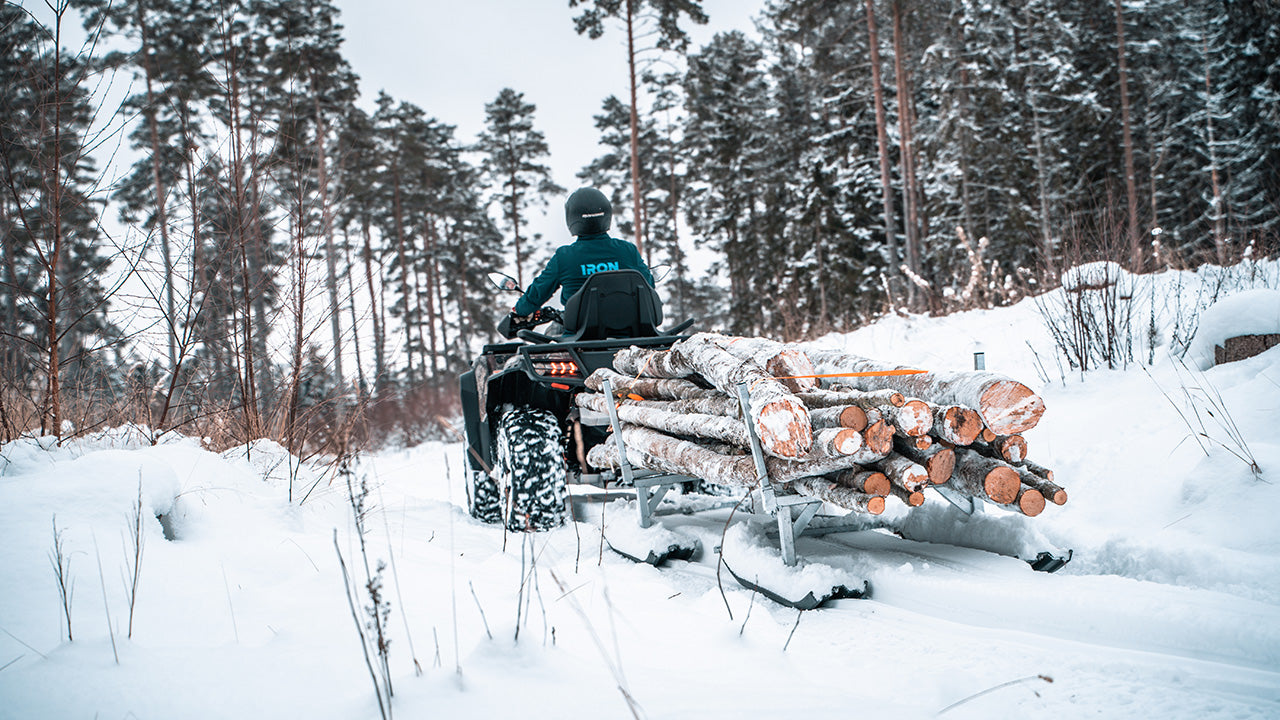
[598,378,822,566]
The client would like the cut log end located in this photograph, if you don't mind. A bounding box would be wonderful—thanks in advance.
[840,405,869,431]
[981,428,997,443]
[1050,488,1067,505]
[867,495,886,515]
[983,466,1021,505]
[925,448,956,485]
[755,398,814,459]
[863,420,895,456]
[897,400,934,437]
[1018,487,1047,517]
[913,435,933,450]
[938,405,983,445]
[980,381,1046,435]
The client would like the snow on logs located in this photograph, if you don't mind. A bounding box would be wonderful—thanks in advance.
[583,333,1064,518]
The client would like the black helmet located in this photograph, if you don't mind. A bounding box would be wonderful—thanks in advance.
[565,187,612,236]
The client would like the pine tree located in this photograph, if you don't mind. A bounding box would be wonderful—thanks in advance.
[476,88,563,288]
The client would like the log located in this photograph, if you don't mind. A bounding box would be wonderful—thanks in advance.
[659,333,814,459]
[588,425,861,486]
[809,405,869,432]
[972,434,1028,464]
[890,484,925,507]
[812,427,864,458]
[862,419,895,456]
[980,428,997,443]
[576,392,750,448]
[1018,459,1056,483]
[613,346,690,378]
[790,477,885,514]
[931,403,984,445]
[833,468,891,497]
[875,453,931,492]
[797,387,905,409]
[704,335,821,393]
[911,435,933,450]
[620,395,743,418]
[585,368,720,400]
[949,449,1022,505]
[893,438,955,485]
[1011,485,1047,517]
[884,399,933,437]
[1016,466,1067,505]
[804,347,1046,434]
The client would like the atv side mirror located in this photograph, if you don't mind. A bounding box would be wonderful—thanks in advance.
[650,264,671,283]
[488,271,521,293]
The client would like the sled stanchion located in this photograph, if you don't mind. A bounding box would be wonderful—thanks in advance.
[735,382,821,567]
[735,383,776,513]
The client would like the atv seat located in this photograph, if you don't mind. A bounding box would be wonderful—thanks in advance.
[562,269,664,341]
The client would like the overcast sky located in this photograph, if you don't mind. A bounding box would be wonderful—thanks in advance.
[333,0,765,255]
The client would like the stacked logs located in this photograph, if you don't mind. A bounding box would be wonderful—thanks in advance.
[581,333,1066,518]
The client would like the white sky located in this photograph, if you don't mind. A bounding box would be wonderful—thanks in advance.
[333,0,765,253]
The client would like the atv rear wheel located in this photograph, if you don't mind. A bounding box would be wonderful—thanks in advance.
[495,407,568,531]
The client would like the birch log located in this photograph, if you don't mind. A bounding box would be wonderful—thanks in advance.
[620,395,743,418]
[704,335,821,392]
[665,333,813,458]
[833,468,891,497]
[949,449,1022,505]
[585,368,720,400]
[862,419,895,456]
[790,477,886,514]
[804,347,1045,434]
[971,434,1028,464]
[797,388,905,409]
[930,403,984,446]
[576,392,749,447]
[875,453,931,492]
[809,405,869,431]
[1016,466,1067,505]
[587,425,860,486]
[893,438,955,485]
[884,399,933,437]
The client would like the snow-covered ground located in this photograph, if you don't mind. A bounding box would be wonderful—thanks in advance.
[3,263,1280,719]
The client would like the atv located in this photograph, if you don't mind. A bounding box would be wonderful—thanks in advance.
[458,268,694,532]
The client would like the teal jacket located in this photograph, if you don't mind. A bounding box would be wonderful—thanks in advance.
[513,233,654,315]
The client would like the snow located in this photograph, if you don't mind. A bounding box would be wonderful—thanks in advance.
[4,265,1280,718]
[1187,288,1280,369]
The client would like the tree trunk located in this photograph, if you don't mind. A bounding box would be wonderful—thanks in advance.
[809,405,869,432]
[422,215,440,377]
[865,0,900,300]
[361,218,385,395]
[804,347,1045,434]
[137,5,177,372]
[342,228,367,394]
[1114,0,1141,269]
[796,387,904,409]
[391,169,415,383]
[891,0,921,308]
[312,93,344,390]
[1016,465,1067,505]
[625,0,645,259]
[585,367,722,401]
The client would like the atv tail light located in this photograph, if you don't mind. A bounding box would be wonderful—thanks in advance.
[533,360,580,378]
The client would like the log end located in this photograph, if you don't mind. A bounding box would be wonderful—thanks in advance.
[834,428,864,455]
[984,466,1021,505]
[863,471,890,497]
[980,381,1047,435]
[1000,435,1028,463]
[756,398,814,459]
[888,391,905,407]
[913,435,933,450]
[951,406,985,445]
[905,490,924,507]
[863,420,895,456]
[867,495,886,515]
[840,405,869,432]
[899,400,934,437]
[925,447,956,486]
[981,428,997,443]
[1018,487,1047,517]
[1050,488,1068,505]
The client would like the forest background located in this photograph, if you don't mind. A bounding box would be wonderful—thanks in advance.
[2,0,1276,453]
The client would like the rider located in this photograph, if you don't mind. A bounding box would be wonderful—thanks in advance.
[507,187,654,326]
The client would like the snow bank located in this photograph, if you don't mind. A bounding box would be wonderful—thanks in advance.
[1186,288,1280,369]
